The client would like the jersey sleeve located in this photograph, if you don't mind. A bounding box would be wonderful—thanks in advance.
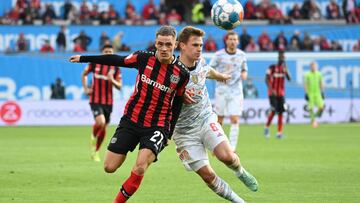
[84,63,94,74]
[209,54,219,69]
[79,51,142,69]
[241,54,248,72]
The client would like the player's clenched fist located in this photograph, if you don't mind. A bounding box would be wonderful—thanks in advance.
[69,55,81,62]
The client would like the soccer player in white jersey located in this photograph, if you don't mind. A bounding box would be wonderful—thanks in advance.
[209,31,248,151]
[172,26,258,203]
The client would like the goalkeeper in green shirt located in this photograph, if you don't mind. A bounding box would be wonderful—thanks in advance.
[304,62,325,128]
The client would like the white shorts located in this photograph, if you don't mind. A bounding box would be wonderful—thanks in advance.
[173,113,228,172]
[215,90,243,116]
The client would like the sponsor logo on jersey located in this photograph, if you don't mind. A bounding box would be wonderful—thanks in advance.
[170,74,180,84]
[94,73,109,80]
[141,74,174,93]
[191,75,198,84]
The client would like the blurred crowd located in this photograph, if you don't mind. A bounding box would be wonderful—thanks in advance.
[0,0,186,25]
[8,25,360,54]
[203,28,360,52]
[1,0,359,25]
[244,0,360,24]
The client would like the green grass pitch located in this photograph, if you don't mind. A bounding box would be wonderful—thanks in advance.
[1,124,359,203]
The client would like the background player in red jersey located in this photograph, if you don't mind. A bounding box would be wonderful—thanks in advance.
[81,44,122,162]
[69,26,189,203]
[264,51,291,139]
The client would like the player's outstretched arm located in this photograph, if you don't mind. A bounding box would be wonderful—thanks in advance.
[69,54,127,67]
[207,67,231,82]
[285,68,291,81]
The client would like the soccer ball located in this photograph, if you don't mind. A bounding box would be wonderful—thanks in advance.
[211,0,244,30]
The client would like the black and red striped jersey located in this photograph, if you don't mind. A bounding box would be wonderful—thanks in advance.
[85,63,121,105]
[80,51,189,131]
[267,63,287,97]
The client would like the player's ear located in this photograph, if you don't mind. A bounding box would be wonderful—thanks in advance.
[175,41,179,49]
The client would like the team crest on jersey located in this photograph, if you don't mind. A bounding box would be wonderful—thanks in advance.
[191,75,198,84]
[170,74,180,84]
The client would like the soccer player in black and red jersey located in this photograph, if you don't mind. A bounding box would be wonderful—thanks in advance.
[264,51,291,139]
[69,26,189,203]
[82,44,122,162]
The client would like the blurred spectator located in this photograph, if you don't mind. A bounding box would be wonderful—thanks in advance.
[352,39,360,51]
[342,0,358,23]
[42,4,56,24]
[244,0,256,19]
[51,78,66,99]
[327,0,341,19]
[99,12,111,25]
[73,31,92,51]
[167,8,182,25]
[22,15,34,25]
[146,41,156,52]
[81,13,92,25]
[125,0,136,20]
[67,6,79,24]
[309,1,322,20]
[9,5,21,23]
[267,4,284,24]
[290,30,301,45]
[80,0,90,17]
[274,31,288,51]
[201,0,212,18]
[258,30,273,51]
[240,28,251,50]
[287,38,300,51]
[73,39,85,52]
[330,40,343,51]
[288,4,302,20]
[63,0,73,20]
[301,32,314,51]
[56,26,66,51]
[204,35,218,52]
[319,35,331,50]
[16,33,29,52]
[142,0,157,20]
[108,5,119,21]
[99,32,110,51]
[245,37,259,52]
[40,39,55,53]
[158,12,167,25]
[89,4,99,20]
[301,0,311,19]
[192,2,205,24]
[255,0,269,20]
[112,32,130,52]
[243,78,259,99]
[313,37,321,52]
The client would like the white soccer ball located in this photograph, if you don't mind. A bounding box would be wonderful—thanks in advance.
[211,0,244,30]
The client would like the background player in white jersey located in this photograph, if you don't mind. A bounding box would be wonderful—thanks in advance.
[172,26,258,203]
[209,31,248,151]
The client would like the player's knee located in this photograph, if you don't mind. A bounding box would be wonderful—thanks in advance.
[104,163,117,173]
[218,152,234,165]
[133,163,148,176]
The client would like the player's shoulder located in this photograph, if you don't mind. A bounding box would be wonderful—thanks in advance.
[133,50,156,57]
[173,58,190,76]
[236,48,246,56]
[214,49,226,56]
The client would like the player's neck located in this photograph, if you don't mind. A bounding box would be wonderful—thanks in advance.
[226,48,236,55]
[156,53,174,64]
[179,54,196,68]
